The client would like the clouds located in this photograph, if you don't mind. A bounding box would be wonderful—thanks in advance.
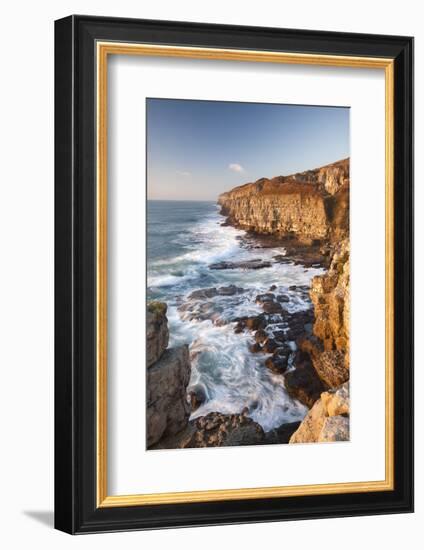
[228,163,245,173]
[176,170,191,177]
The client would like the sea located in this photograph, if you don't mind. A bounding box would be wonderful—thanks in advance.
[147,200,324,432]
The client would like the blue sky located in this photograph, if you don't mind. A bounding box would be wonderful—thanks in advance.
[147,98,349,200]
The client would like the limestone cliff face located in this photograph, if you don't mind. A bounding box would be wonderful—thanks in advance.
[310,239,350,356]
[290,382,350,443]
[218,159,349,243]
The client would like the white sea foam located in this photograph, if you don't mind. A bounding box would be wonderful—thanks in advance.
[148,204,323,431]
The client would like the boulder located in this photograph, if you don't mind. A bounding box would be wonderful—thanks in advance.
[158,411,265,448]
[284,351,327,408]
[319,416,349,442]
[321,381,349,416]
[289,382,350,444]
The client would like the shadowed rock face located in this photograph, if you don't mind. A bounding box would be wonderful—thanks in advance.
[146,301,191,447]
[151,411,266,449]
[146,345,191,447]
[146,302,169,367]
[218,159,349,243]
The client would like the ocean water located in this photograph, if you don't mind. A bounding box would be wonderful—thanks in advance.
[147,200,324,432]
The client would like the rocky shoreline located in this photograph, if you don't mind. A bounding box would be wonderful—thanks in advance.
[147,158,350,448]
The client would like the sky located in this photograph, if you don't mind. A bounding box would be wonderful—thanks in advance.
[147,98,349,201]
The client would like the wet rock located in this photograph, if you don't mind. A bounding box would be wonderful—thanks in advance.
[262,338,280,354]
[255,293,275,304]
[146,345,191,447]
[264,421,301,444]
[285,350,327,408]
[271,330,287,343]
[179,300,223,323]
[218,285,245,296]
[273,254,291,264]
[249,342,263,353]
[276,294,290,303]
[187,287,218,300]
[167,412,265,448]
[188,385,207,411]
[261,301,283,314]
[254,329,269,344]
[235,315,267,333]
[209,259,272,270]
[187,285,246,300]
[147,301,169,367]
[265,353,289,374]
[269,284,277,291]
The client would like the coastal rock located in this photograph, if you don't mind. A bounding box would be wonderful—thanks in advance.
[234,314,268,333]
[319,416,350,442]
[146,345,191,447]
[254,329,269,344]
[179,285,247,325]
[289,382,349,443]
[299,337,349,388]
[262,301,284,314]
[284,350,327,408]
[255,293,276,304]
[264,353,290,374]
[146,301,169,367]
[188,384,207,411]
[264,421,302,444]
[209,259,272,270]
[321,381,349,416]
[155,411,266,448]
[310,239,350,355]
[294,237,350,390]
[187,285,245,300]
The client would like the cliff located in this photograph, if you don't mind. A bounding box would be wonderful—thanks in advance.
[218,159,350,438]
[146,302,191,447]
[218,158,349,244]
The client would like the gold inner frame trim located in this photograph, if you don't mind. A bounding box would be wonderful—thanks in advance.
[96,42,395,508]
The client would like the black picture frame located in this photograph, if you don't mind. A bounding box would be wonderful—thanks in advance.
[55,15,414,534]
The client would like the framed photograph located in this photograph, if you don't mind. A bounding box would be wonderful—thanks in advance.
[54,15,414,533]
